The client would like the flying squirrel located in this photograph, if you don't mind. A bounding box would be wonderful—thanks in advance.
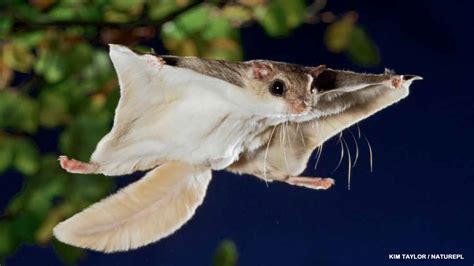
[54,44,422,252]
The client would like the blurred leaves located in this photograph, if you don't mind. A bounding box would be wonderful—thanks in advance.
[255,0,306,37]
[2,42,35,73]
[13,138,40,176]
[161,4,243,60]
[0,0,380,264]
[0,92,39,133]
[325,17,354,53]
[53,240,85,266]
[60,113,111,161]
[346,26,380,67]
[324,13,380,66]
[0,137,14,173]
[0,17,13,38]
[214,240,238,266]
[0,136,39,176]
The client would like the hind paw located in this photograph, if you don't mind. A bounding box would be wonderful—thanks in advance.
[286,176,335,190]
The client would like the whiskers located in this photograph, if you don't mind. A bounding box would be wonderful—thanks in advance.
[317,122,375,190]
[331,132,345,174]
[279,123,290,173]
[362,132,374,172]
[341,137,352,190]
[284,121,295,155]
[313,143,323,171]
[262,121,293,187]
[263,125,277,187]
[348,129,359,168]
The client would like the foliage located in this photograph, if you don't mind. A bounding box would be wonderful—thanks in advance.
[323,11,380,66]
[0,0,379,264]
[214,239,238,266]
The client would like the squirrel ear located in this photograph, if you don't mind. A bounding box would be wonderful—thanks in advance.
[307,64,326,77]
[248,61,271,79]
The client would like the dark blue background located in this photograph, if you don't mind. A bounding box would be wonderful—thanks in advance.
[5,0,474,265]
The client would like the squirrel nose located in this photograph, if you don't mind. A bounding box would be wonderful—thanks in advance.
[292,104,306,114]
[289,99,308,114]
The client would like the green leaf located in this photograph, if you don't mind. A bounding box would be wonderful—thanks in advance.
[48,6,77,20]
[2,41,35,73]
[39,89,70,128]
[80,49,113,94]
[162,21,188,41]
[59,113,111,161]
[0,92,17,128]
[11,31,44,48]
[65,42,94,71]
[175,5,210,34]
[0,60,13,89]
[1,155,71,261]
[0,136,14,173]
[110,0,144,12]
[36,203,74,244]
[36,41,94,84]
[53,240,85,266]
[104,9,133,23]
[16,96,39,133]
[10,211,41,243]
[6,155,68,216]
[13,139,40,176]
[12,4,42,21]
[203,38,243,61]
[69,173,112,204]
[324,18,354,53]
[104,87,120,114]
[324,17,380,67]
[0,221,16,260]
[89,50,113,80]
[76,5,103,21]
[254,5,289,37]
[35,47,67,83]
[47,1,101,21]
[221,6,253,26]
[0,16,13,38]
[0,92,39,133]
[280,0,306,28]
[255,0,306,37]
[104,0,144,22]
[46,52,67,83]
[202,17,235,40]
[0,136,40,177]
[148,0,178,20]
[346,26,380,67]
[214,240,238,266]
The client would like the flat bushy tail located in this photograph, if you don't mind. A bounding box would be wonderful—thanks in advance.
[53,162,212,252]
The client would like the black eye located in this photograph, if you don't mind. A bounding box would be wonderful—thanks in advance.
[269,79,286,96]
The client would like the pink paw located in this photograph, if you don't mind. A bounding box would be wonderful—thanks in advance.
[391,76,402,89]
[145,55,165,72]
[287,177,335,190]
[58,155,97,174]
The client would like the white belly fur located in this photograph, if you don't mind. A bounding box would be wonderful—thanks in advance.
[90,58,286,175]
